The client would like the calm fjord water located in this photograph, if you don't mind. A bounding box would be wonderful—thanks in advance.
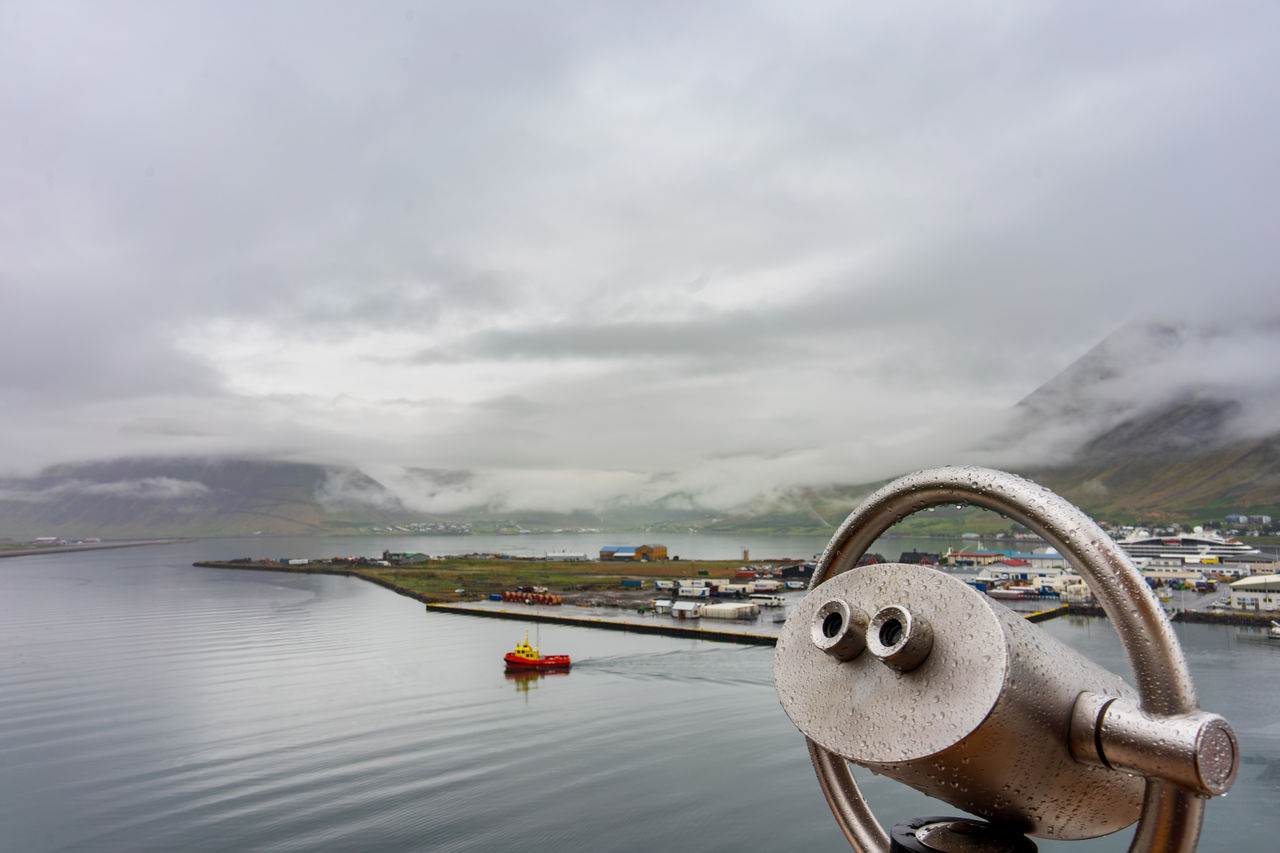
[2,537,1277,852]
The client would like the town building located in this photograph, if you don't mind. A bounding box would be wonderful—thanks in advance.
[1229,574,1280,611]
[598,544,668,561]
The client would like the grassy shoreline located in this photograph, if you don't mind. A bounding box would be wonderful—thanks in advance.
[195,556,754,603]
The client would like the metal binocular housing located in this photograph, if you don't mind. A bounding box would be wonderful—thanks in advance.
[773,467,1238,853]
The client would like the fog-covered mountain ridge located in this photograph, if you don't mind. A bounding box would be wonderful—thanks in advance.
[0,458,415,538]
[0,457,721,538]
[3,322,1278,538]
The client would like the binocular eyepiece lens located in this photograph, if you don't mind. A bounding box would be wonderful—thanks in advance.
[867,605,933,672]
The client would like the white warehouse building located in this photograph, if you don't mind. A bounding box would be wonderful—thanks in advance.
[1228,574,1280,612]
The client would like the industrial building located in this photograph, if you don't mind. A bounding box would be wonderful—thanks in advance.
[1229,574,1280,611]
[598,544,668,561]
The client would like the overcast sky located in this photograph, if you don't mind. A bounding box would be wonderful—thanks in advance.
[3,2,1279,510]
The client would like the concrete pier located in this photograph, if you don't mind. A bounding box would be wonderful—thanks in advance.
[425,601,779,645]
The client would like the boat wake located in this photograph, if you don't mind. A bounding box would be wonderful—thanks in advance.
[571,647,773,687]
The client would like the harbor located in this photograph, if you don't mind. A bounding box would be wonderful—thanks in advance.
[5,536,1280,853]
[194,539,1280,638]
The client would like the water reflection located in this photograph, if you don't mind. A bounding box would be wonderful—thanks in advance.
[504,667,570,697]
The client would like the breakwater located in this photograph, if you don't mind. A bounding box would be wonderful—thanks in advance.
[426,602,778,645]
[1026,604,1067,623]
[193,560,453,603]
[1066,603,1278,628]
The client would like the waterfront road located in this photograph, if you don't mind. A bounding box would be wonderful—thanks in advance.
[0,539,191,558]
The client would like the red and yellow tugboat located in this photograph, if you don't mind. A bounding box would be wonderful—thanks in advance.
[503,632,571,670]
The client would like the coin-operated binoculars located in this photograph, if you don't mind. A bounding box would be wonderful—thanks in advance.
[774,468,1237,853]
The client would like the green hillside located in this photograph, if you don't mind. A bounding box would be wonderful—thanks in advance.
[1030,438,1280,524]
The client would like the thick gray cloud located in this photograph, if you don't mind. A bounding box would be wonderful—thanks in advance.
[0,476,211,502]
[3,1,1279,508]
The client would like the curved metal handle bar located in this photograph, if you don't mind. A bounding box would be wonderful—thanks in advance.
[807,466,1203,853]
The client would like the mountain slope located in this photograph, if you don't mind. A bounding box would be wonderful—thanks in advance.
[1026,400,1280,522]
[712,321,1280,531]
[993,319,1280,522]
[0,458,416,538]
